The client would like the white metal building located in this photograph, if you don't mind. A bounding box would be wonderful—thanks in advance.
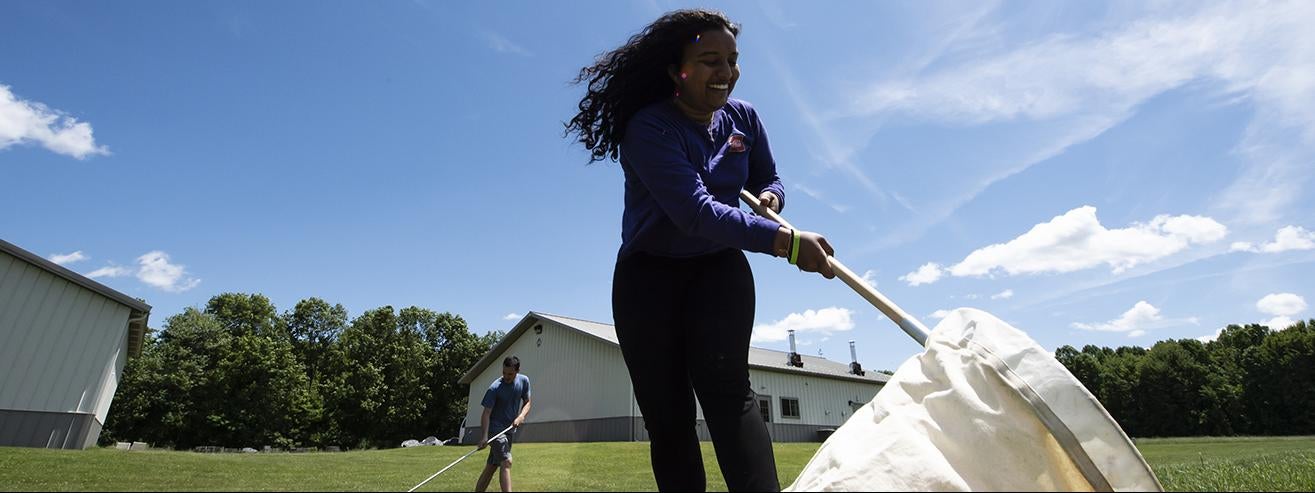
[460,312,887,443]
[0,239,150,449]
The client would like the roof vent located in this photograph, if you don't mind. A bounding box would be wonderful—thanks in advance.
[848,340,865,376]
[787,330,803,368]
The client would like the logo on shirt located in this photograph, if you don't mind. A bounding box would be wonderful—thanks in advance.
[727,134,746,153]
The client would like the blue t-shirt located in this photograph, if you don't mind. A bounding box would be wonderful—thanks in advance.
[618,98,785,259]
[481,374,531,431]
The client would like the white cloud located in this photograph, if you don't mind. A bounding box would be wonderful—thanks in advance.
[929,309,952,320]
[503,313,521,320]
[1232,226,1315,253]
[481,30,532,57]
[1259,226,1315,253]
[945,206,1226,280]
[760,0,798,30]
[0,85,108,159]
[752,307,855,344]
[86,265,131,279]
[900,262,944,286]
[1157,215,1231,244]
[1207,292,1303,333]
[991,289,1014,300]
[1072,301,1198,335]
[48,251,87,265]
[135,251,200,293]
[793,183,851,213]
[855,6,1224,124]
[859,270,878,290]
[1262,316,1296,331]
[1256,293,1306,317]
[1198,329,1223,343]
[765,52,910,215]
[844,2,1315,236]
[1072,301,1162,333]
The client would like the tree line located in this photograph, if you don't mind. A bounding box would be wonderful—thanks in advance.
[100,293,501,450]
[102,292,1312,448]
[1054,320,1314,437]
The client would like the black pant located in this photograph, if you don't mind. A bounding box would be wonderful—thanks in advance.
[613,248,780,492]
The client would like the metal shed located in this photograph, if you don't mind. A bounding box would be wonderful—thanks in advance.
[459,312,887,443]
[0,239,150,449]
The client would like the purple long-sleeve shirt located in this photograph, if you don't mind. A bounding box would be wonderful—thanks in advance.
[618,98,786,259]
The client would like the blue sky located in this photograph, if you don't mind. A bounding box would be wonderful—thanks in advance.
[3,0,1313,372]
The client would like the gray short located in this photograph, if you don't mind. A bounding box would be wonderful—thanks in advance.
[486,429,515,465]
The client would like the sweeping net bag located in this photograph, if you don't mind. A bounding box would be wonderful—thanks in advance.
[786,308,1161,492]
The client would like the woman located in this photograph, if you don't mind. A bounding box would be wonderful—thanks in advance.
[565,9,836,492]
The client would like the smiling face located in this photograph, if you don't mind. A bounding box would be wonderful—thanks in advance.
[669,27,739,122]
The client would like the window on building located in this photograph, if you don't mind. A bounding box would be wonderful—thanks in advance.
[758,396,772,423]
[781,397,801,419]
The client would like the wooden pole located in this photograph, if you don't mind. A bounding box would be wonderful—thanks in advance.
[740,190,930,346]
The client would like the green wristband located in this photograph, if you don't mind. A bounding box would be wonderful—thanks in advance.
[789,229,800,265]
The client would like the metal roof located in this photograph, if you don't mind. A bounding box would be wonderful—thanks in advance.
[0,238,151,357]
[460,311,889,385]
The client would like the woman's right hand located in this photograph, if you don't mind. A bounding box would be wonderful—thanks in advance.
[776,227,836,278]
[796,231,836,278]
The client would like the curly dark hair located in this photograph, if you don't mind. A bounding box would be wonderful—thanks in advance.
[565,9,740,163]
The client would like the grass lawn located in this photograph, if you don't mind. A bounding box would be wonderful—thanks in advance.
[1135,436,1315,491]
[1,437,1313,491]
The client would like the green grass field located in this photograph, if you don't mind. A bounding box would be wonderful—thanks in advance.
[1,437,1312,491]
[1134,436,1315,491]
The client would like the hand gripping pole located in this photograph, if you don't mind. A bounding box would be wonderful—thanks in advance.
[740,190,931,346]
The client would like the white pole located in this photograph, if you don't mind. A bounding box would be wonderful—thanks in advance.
[406,424,515,493]
[740,190,931,346]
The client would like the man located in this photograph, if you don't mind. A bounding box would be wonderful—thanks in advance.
[475,356,532,493]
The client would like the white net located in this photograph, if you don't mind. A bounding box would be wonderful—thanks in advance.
[787,308,1162,492]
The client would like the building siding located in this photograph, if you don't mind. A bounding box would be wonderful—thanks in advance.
[0,409,100,449]
[748,369,880,428]
[461,314,884,443]
[0,249,134,448]
[462,317,634,437]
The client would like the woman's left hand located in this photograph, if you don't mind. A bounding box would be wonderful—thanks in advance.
[758,191,782,213]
